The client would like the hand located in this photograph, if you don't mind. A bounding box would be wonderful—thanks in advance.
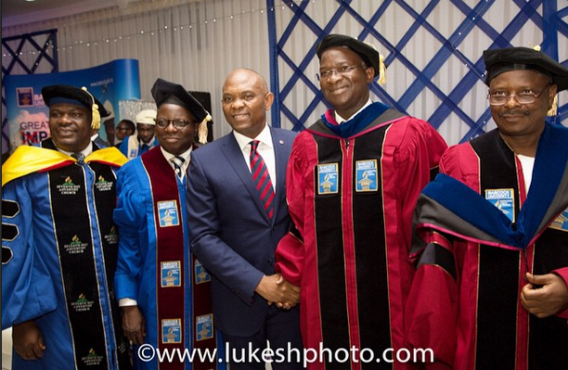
[122,305,146,344]
[255,273,300,308]
[274,275,300,310]
[12,320,45,360]
[521,272,568,318]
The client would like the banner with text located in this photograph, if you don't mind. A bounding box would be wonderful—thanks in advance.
[3,59,141,149]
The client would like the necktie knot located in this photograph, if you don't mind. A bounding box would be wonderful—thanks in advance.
[250,140,260,154]
[72,152,85,164]
[170,156,185,179]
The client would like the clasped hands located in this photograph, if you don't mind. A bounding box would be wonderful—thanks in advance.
[255,273,300,310]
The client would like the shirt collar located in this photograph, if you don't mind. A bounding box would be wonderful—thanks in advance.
[335,98,373,124]
[55,142,93,157]
[232,123,273,151]
[160,145,193,163]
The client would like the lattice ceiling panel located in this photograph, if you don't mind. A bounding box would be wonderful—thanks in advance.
[271,0,566,145]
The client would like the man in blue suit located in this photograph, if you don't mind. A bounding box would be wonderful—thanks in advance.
[186,68,303,370]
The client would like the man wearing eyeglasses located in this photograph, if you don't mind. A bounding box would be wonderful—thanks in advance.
[113,78,224,369]
[114,119,136,148]
[274,34,447,370]
[119,109,159,160]
[405,47,568,369]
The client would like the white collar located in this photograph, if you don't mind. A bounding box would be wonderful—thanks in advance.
[233,123,273,151]
[335,98,373,124]
[55,142,93,157]
[160,146,193,163]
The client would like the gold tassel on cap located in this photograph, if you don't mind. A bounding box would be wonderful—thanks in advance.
[531,45,557,116]
[198,113,212,144]
[81,86,101,129]
[548,94,558,117]
[378,54,387,85]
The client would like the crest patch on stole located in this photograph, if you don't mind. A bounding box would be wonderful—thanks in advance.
[161,260,181,287]
[157,200,180,227]
[317,163,339,195]
[355,160,378,192]
[81,348,103,367]
[195,259,211,284]
[161,319,182,344]
[57,176,81,195]
[549,207,568,232]
[196,314,214,341]
[485,188,515,222]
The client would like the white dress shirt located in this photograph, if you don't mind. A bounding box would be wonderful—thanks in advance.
[233,124,277,190]
[160,146,192,181]
[335,98,373,123]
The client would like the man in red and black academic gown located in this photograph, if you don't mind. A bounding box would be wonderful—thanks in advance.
[405,47,568,370]
[275,34,447,370]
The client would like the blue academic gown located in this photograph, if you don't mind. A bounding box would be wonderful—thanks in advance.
[2,140,130,370]
[113,147,225,370]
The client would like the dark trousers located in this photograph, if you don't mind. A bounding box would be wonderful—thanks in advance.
[223,305,304,370]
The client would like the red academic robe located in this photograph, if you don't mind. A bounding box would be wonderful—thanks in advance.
[276,107,447,370]
[405,126,568,370]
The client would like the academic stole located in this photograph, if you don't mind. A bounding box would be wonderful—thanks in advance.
[49,161,130,370]
[142,149,218,370]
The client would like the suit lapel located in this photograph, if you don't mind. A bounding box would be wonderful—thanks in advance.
[221,134,270,222]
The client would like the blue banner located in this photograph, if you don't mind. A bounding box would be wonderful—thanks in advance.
[4,59,140,148]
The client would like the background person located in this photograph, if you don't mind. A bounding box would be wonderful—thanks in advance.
[119,109,159,159]
[115,119,136,147]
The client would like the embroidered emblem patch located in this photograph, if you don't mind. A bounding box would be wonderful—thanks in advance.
[57,176,81,195]
[317,163,339,194]
[81,348,103,367]
[485,188,515,222]
[162,319,182,344]
[104,226,118,245]
[550,207,568,232]
[158,200,180,227]
[355,160,378,192]
[71,293,94,313]
[64,235,88,255]
[95,175,113,191]
[161,261,181,287]
[195,259,211,284]
[196,314,214,341]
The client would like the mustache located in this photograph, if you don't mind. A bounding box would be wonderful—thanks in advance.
[499,110,530,117]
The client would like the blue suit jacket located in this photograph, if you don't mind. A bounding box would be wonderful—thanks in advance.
[186,127,297,336]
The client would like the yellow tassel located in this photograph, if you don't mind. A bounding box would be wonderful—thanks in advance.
[531,45,557,117]
[198,119,208,144]
[198,113,212,144]
[378,54,387,85]
[547,94,558,117]
[81,86,101,129]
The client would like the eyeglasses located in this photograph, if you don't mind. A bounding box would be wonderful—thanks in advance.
[316,63,367,81]
[155,119,195,129]
[116,127,131,131]
[487,84,550,106]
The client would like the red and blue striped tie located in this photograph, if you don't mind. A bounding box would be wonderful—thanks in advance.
[250,140,274,219]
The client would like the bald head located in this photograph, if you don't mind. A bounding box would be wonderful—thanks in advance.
[223,68,269,95]
[221,68,274,138]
